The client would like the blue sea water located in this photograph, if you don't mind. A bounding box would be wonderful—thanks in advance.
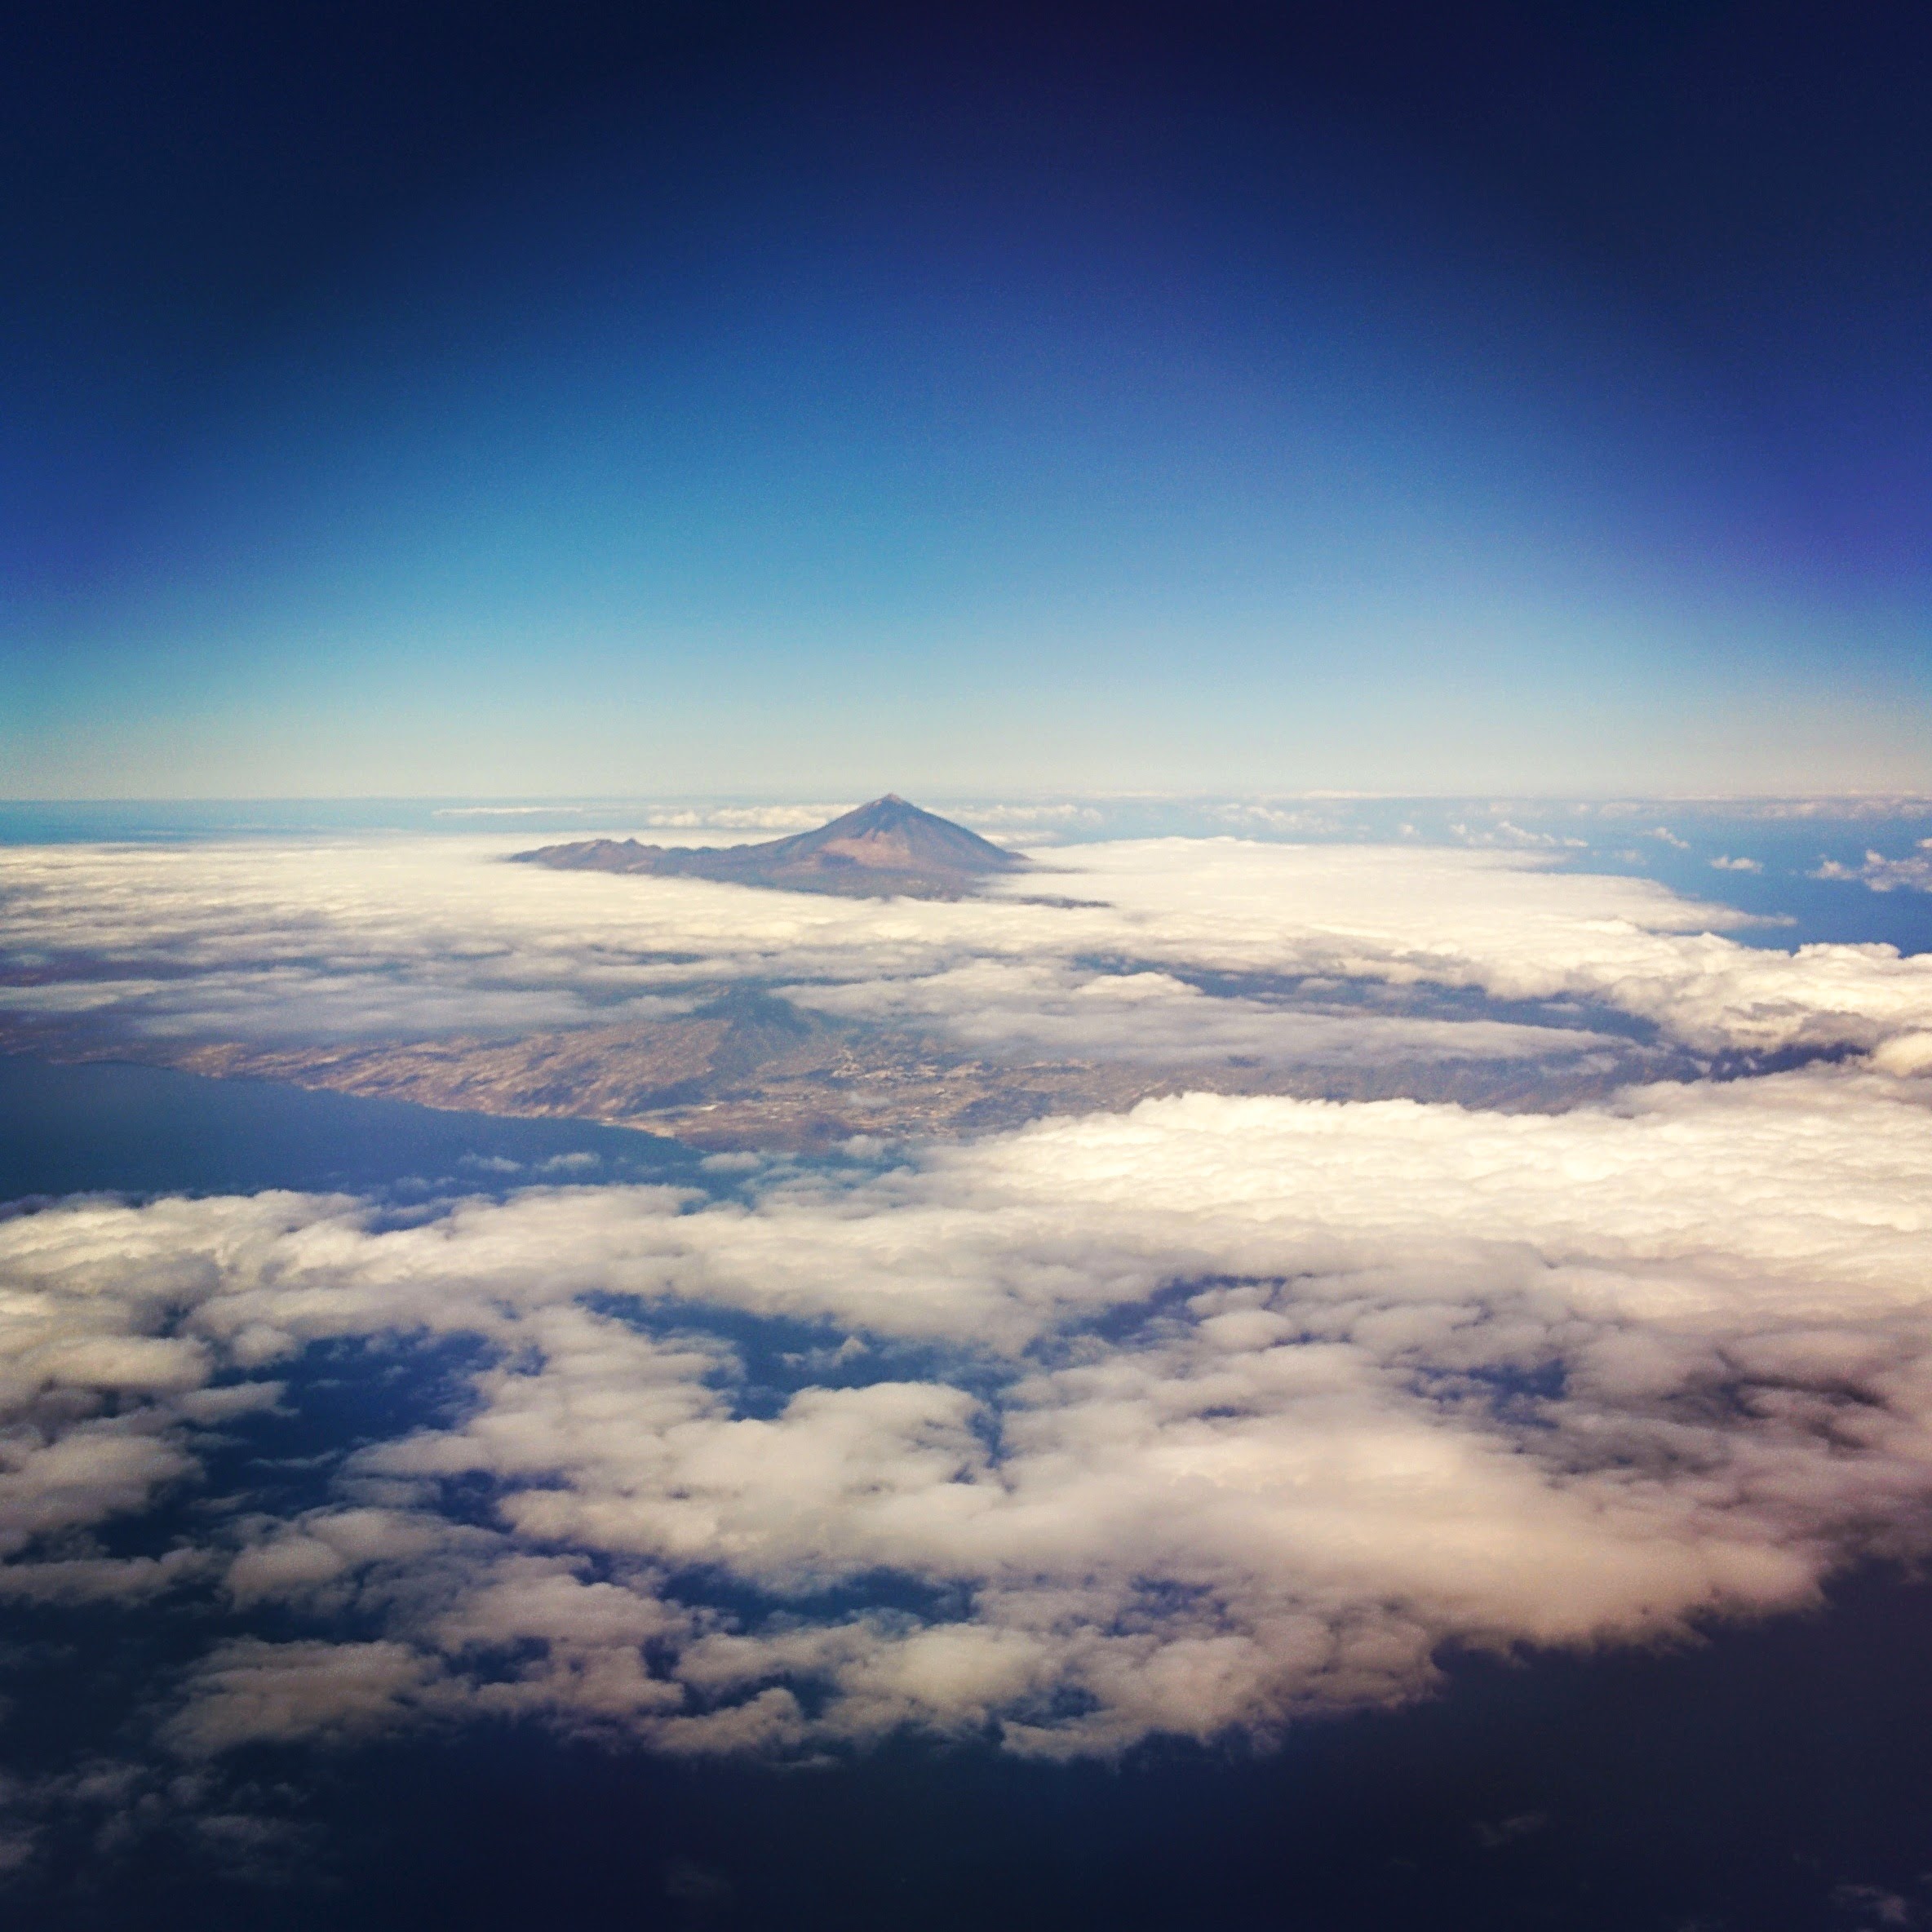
[0,1053,701,1204]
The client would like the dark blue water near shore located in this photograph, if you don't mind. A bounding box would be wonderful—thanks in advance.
[0,1054,701,1205]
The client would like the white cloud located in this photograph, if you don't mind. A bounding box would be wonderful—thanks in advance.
[783,958,1614,1066]
[633,805,857,833]
[1446,820,1587,849]
[164,1640,443,1756]
[1815,843,1932,894]
[431,806,587,818]
[1208,804,1351,836]
[1034,841,1929,1055]
[0,1548,209,1603]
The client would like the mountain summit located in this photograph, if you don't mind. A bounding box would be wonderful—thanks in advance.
[514,796,1029,898]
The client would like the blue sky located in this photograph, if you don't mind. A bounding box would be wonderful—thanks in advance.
[3,3,1928,796]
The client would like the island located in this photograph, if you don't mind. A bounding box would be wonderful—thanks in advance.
[512,794,1029,898]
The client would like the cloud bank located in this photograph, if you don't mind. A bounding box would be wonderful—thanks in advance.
[1,835,1929,1071]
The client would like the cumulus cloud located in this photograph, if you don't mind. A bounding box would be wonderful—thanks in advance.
[2,834,1929,1073]
[0,1194,289,1589]
[1815,843,1932,894]
[1446,819,1587,849]
[1208,803,1353,836]
[165,1640,444,1756]
[4,1060,1932,1758]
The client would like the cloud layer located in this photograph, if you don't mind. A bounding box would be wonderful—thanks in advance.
[2,835,1930,1072]
[5,1058,1932,1760]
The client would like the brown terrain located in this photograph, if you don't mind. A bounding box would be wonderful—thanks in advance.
[514,795,1029,898]
[94,995,1659,1150]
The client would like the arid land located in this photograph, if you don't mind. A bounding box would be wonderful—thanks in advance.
[0,987,1689,1151]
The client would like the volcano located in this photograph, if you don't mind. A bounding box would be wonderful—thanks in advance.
[513,795,1030,898]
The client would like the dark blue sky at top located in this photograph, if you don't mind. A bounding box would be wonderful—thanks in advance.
[3,0,1930,795]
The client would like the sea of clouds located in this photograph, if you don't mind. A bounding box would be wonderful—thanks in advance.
[0,827,1930,1846]
[4,834,1932,1065]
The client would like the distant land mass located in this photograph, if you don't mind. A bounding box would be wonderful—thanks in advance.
[512,795,1028,898]
[102,990,1664,1152]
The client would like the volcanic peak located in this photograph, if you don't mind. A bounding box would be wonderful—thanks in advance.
[513,795,1027,898]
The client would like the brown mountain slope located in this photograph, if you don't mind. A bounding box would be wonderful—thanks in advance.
[513,795,1028,898]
